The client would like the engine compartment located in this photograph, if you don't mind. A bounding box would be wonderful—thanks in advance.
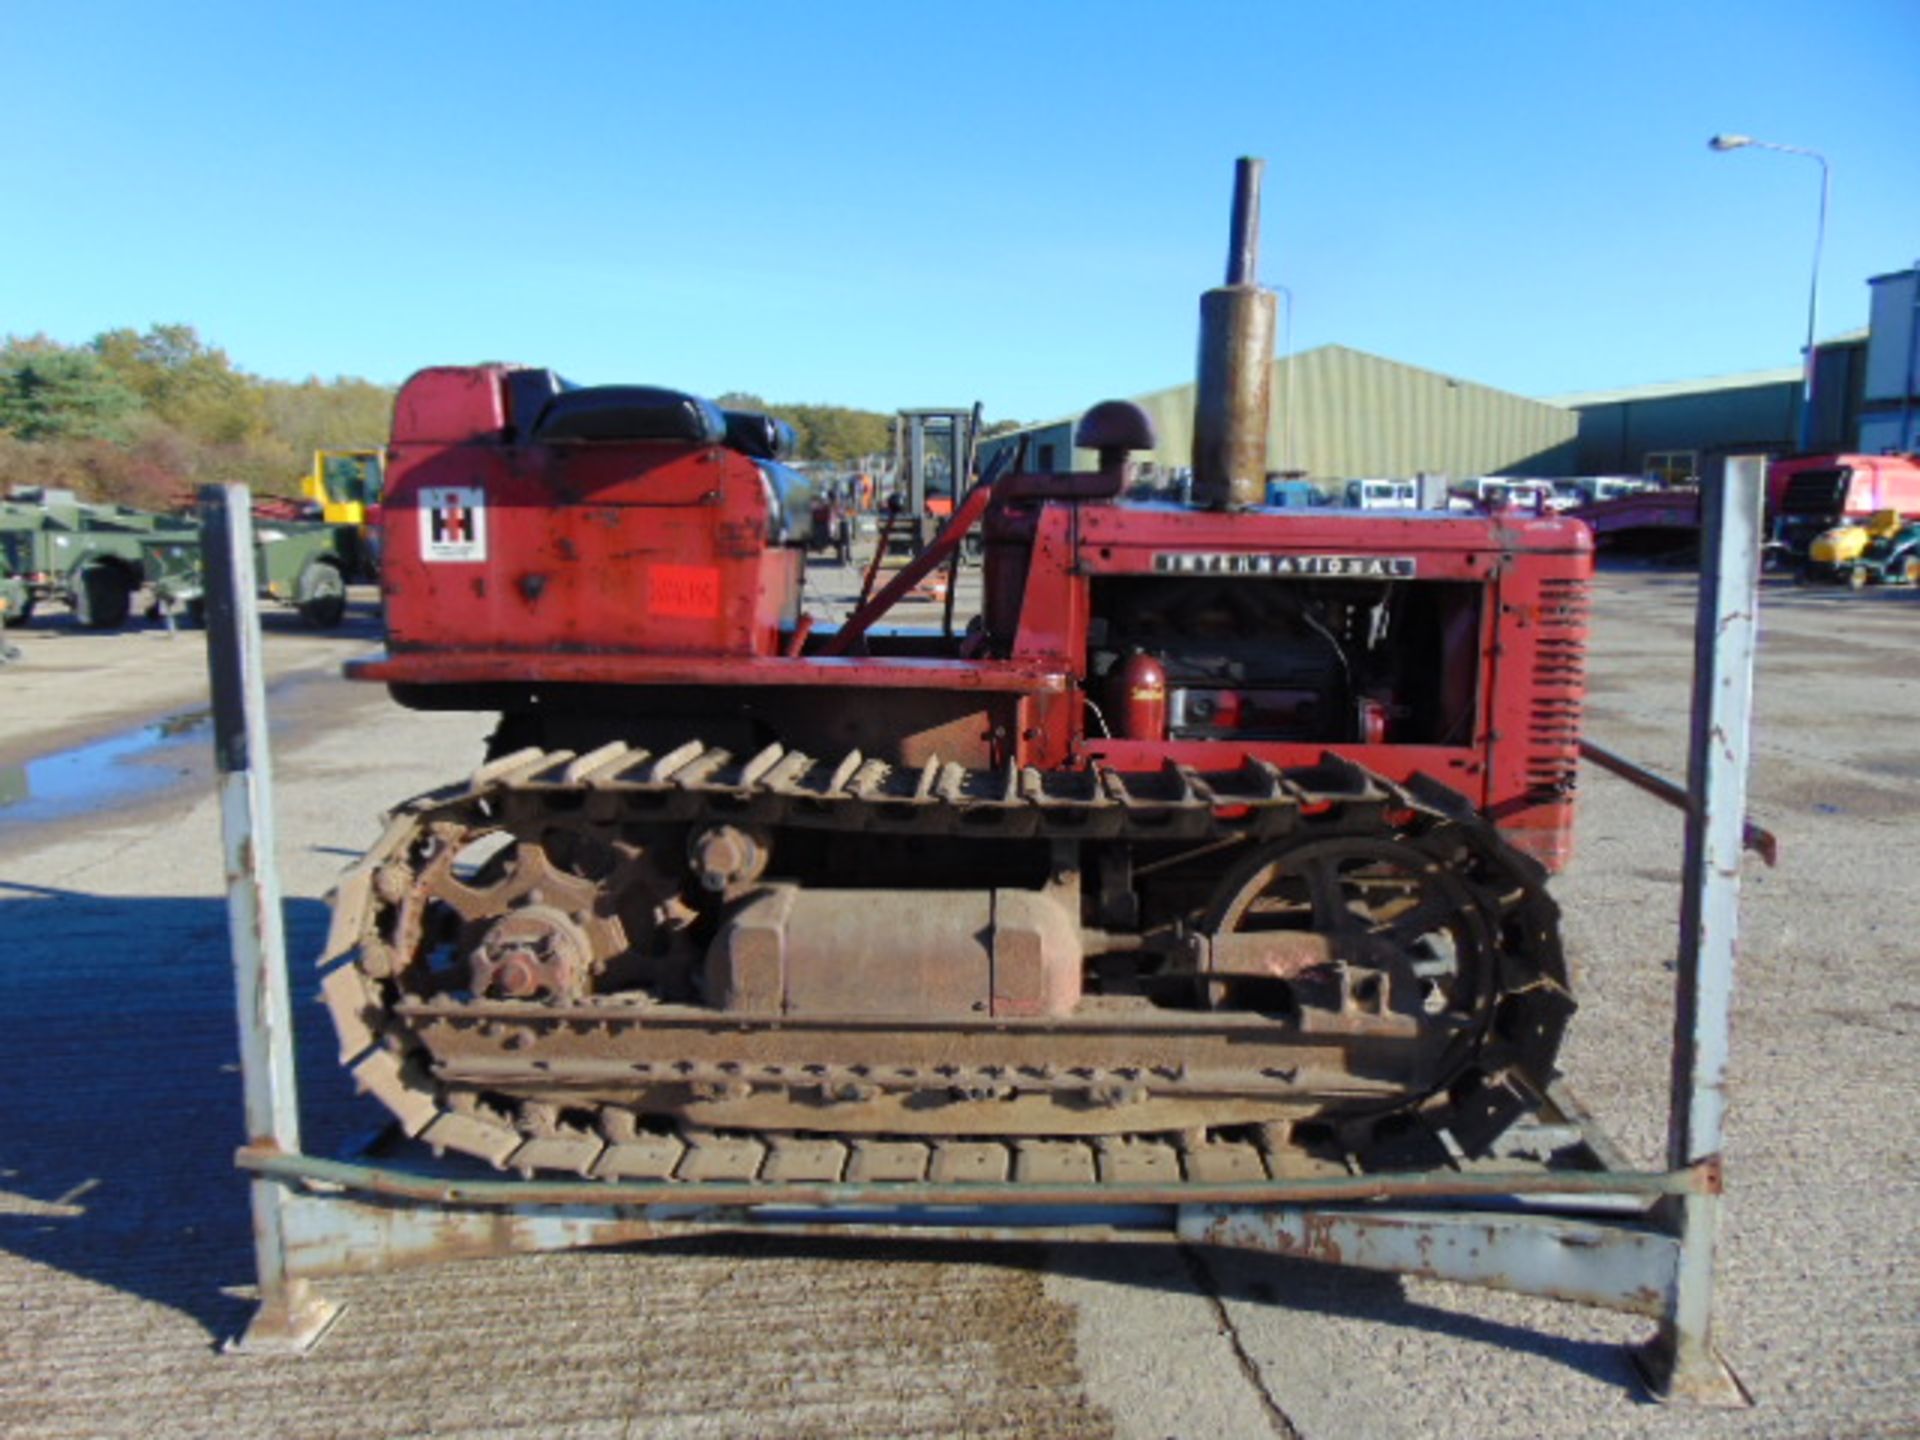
[1087,576,1482,747]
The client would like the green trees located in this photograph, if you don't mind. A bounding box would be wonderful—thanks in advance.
[1,326,1025,507]
[0,325,389,507]
[0,339,143,442]
[92,324,264,445]
[259,377,393,462]
[716,392,894,464]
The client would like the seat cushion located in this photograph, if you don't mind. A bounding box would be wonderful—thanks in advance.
[531,386,726,445]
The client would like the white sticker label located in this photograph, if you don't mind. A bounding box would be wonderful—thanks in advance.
[420,486,486,562]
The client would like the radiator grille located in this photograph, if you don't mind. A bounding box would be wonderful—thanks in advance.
[1781,470,1846,516]
[1526,576,1588,793]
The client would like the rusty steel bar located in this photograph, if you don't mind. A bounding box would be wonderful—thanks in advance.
[237,1144,1710,1211]
[1580,739,1778,867]
[1635,455,1762,1407]
[1182,1207,1679,1318]
[202,485,342,1355]
[273,1190,1175,1280]
[824,478,999,656]
[1192,157,1277,511]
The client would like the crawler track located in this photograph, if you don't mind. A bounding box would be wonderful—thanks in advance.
[320,742,1574,1181]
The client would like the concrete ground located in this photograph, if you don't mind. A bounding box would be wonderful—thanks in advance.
[0,561,1915,1438]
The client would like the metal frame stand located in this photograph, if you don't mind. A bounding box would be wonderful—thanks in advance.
[1630,454,1764,1406]
[202,485,343,1354]
[208,470,1763,1404]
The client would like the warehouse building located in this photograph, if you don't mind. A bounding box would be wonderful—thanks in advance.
[1861,265,1920,454]
[981,263,1915,493]
[1547,333,1867,487]
[979,344,1578,484]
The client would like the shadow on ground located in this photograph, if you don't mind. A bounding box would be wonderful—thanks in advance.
[0,881,1648,1391]
[0,884,357,1343]
[1,602,385,644]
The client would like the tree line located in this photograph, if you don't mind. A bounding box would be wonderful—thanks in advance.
[0,327,1033,511]
[713,395,1032,470]
[0,326,391,509]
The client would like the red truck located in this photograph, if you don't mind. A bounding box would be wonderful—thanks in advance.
[1768,453,1920,561]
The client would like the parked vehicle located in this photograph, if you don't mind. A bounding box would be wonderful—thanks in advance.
[1805,510,1920,588]
[0,561,20,665]
[298,448,385,580]
[0,489,199,629]
[1768,453,1920,564]
[0,555,26,652]
[1569,485,1701,552]
[1342,477,1417,509]
[1264,477,1323,508]
[0,561,23,621]
[1451,477,1564,513]
[0,486,355,630]
[1562,476,1653,506]
[319,161,1584,1182]
[152,517,355,628]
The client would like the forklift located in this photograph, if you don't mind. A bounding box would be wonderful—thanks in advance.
[873,405,981,567]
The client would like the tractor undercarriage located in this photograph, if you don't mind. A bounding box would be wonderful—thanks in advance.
[322,741,1573,1182]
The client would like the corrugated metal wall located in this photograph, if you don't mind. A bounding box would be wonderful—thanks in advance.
[1567,351,1864,475]
[977,421,1076,477]
[1269,347,1577,478]
[1862,270,1918,451]
[981,345,1578,479]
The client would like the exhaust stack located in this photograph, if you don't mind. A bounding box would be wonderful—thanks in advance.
[1191,157,1277,510]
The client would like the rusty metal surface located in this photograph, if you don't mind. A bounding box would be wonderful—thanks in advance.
[200,485,345,1354]
[823,475,1000,655]
[316,738,1571,1174]
[1193,159,1278,511]
[1640,453,1767,1406]
[272,1187,1180,1280]
[238,1144,1705,1211]
[1180,1206,1679,1318]
[351,646,1071,693]
[1579,738,1778,866]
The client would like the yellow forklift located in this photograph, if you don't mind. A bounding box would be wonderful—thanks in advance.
[298,449,384,580]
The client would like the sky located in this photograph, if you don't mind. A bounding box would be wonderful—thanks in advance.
[3,1,1916,424]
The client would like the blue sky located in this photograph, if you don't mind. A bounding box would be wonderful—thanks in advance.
[4,1,1915,422]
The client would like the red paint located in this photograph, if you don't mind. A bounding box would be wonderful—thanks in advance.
[379,365,797,660]
[1767,452,1920,520]
[1357,697,1389,745]
[1116,652,1167,740]
[648,564,722,619]
[352,650,1069,693]
[364,363,1591,873]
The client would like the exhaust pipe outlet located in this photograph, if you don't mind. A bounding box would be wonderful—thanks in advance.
[1192,157,1278,511]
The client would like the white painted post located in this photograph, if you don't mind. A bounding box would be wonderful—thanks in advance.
[201,484,341,1353]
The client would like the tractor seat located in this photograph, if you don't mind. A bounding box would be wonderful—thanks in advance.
[531,386,727,445]
[722,410,798,461]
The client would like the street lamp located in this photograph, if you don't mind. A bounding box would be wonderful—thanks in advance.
[1709,133,1831,452]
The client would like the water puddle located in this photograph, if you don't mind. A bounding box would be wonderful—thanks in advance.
[0,708,213,825]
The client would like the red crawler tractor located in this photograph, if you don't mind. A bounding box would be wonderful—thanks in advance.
[325,162,1589,1183]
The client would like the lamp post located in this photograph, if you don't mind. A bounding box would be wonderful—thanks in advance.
[1709,134,1830,453]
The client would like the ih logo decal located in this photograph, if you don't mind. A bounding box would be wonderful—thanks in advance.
[419,486,487,562]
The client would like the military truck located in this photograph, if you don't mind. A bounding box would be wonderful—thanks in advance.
[1,488,354,630]
[0,554,25,662]
[151,515,353,628]
[0,489,200,628]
